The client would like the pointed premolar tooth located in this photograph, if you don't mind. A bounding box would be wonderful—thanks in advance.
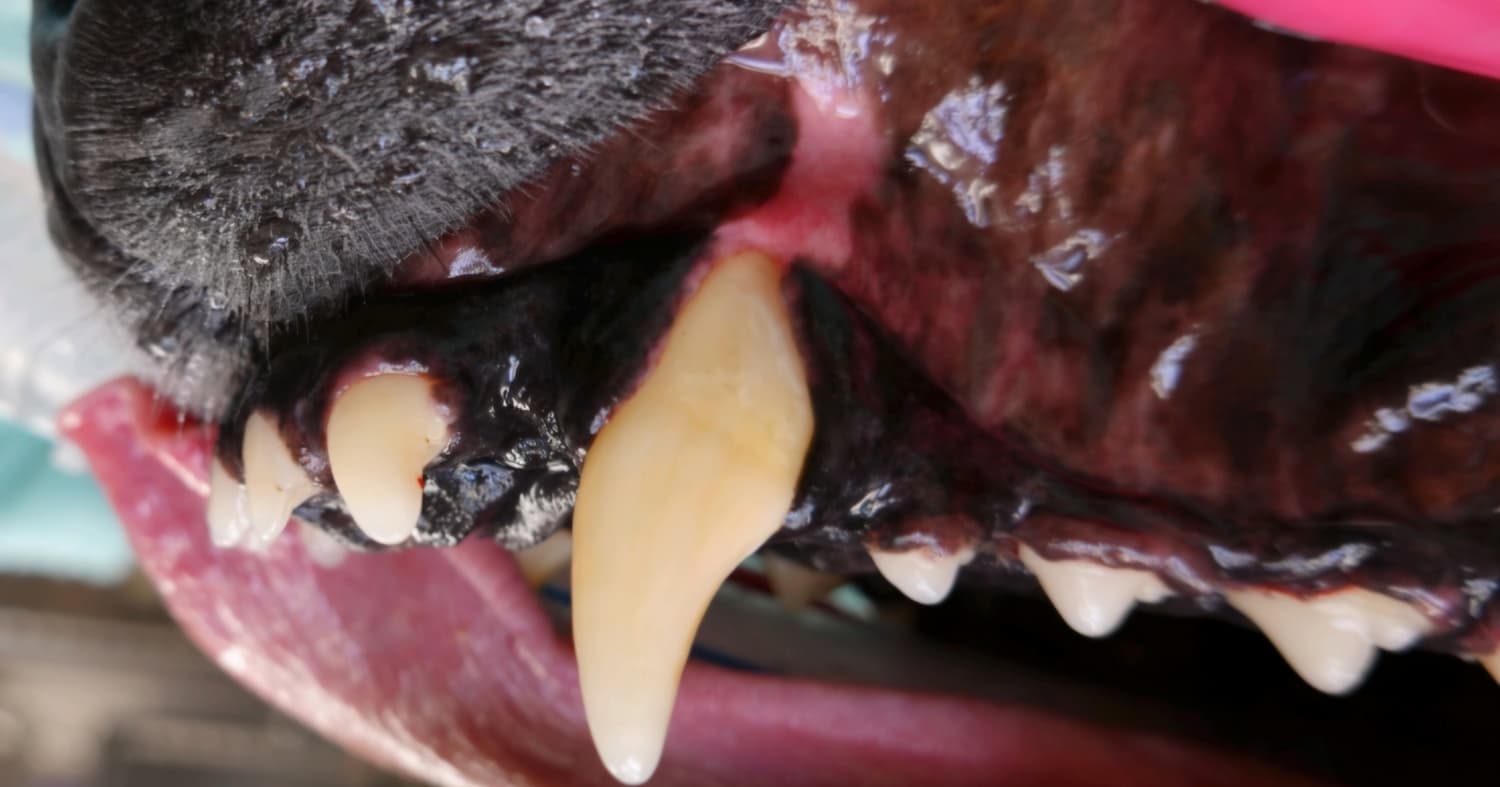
[763,554,845,611]
[241,411,320,551]
[1227,587,1431,695]
[571,251,813,785]
[206,457,251,548]
[1018,545,1171,638]
[869,544,975,605]
[326,373,451,546]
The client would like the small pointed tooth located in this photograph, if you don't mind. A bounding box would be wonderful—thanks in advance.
[515,530,573,588]
[763,554,845,611]
[241,411,320,551]
[1227,588,1431,695]
[1018,545,1171,638]
[206,458,251,548]
[571,251,813,785]
[326,374,450,546]
[869,545,975,605]
[1228,590,1374,694]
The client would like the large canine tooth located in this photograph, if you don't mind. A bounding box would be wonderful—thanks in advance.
[869,545,975,605]
[206,457,251,548]
[1227,587,1431,695]
[571,252,813,785]
[326,373,450,545]
[240,411,319,551]
[763,554,845,611]
[1018,545,1171,638]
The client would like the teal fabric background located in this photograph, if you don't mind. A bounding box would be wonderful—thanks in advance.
[0,0,135,584]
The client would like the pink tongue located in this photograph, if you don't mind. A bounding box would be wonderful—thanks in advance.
[60,378,1321,787]
[1223,0,1500,80]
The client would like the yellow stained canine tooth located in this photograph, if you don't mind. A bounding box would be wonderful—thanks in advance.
[1227,587,1431,695]
[241,411,320,551]
[327,373,450,545]
[572,251,813,785]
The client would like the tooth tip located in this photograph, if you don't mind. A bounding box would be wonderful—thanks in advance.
[597,738,661,785]
[1018,546,1167,638]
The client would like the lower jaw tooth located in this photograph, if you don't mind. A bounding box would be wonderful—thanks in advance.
[868,544,975,605]
[763,554,845,611]
[570,251,814,785]
[1018,545,1171,638]
[1226,587,1431,695]
[515,530,573,588]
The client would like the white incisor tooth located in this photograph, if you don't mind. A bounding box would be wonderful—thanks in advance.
[206,457,252,548]
[763,554,845,611]
[1227,587,1431,695]
[326,374,450,545]
[571,251,814,785]
[869,545,975,605]
[1018,545,1171,638]
[241,411,320,551]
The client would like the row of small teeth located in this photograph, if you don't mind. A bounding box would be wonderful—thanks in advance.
[208,369,453,551]
[207,250,1497,786]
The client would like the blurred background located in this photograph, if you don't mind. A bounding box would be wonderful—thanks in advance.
[0,4,419,784]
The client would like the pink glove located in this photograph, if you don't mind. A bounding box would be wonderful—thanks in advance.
[1222,0,1500,80]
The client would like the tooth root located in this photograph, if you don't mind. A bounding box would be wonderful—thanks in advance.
[1227,587,1431,695]
[763,554,845,611]
[326,374,450,546]
[869,545,975,605]
[515,530,573,588]
[1018,545,1171,638]
[206,457,252,548]
[571,251,813,786]
[241,412,320,551]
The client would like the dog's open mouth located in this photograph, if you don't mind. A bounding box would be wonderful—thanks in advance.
[41,0,1500,785]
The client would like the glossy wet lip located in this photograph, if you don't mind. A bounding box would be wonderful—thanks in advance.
[56,377,1327,787]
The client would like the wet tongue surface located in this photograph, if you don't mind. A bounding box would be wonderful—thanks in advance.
[62,379,1323,787]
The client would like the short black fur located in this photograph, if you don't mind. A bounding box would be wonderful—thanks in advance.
[31,0,781,414]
